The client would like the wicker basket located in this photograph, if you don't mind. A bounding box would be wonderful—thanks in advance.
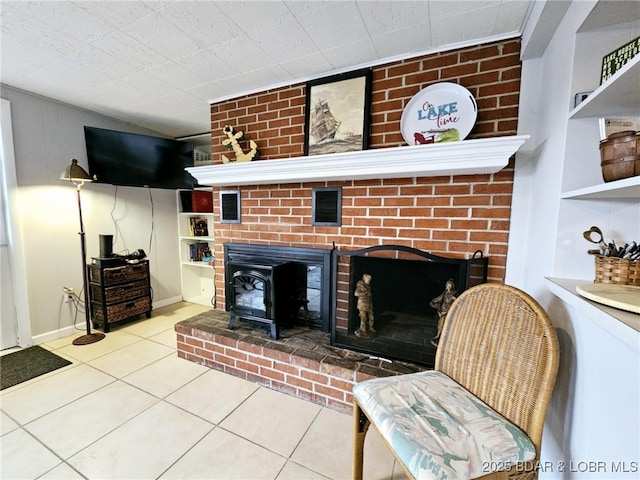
[90,263,148,284]
[93,297,151,324]
[594,255,640,286]
[91,280,149,305]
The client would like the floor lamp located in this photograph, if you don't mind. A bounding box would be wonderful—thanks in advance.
[60,159,105,346]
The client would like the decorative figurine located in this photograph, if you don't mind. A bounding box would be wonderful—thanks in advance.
[354,273,376,338]
[430,279,457,347]
[221,125,259,163]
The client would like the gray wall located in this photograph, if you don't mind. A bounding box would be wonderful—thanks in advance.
[1,86,183,340]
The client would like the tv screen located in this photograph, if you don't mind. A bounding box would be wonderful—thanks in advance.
[84,126,195,189]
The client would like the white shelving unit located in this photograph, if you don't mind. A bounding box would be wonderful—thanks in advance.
[551,5,639,333]
[177,189,215,307]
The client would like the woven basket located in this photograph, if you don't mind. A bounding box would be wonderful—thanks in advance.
[91,280,149,305]
[90,263,148,284]
[93,297,151,323]
[594,255,640,286]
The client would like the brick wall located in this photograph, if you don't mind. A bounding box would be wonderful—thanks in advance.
[208,39,521,308]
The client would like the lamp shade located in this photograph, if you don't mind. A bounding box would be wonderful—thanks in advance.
[60,159,93,185]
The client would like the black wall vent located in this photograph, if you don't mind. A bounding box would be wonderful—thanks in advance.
[312,187,342,226]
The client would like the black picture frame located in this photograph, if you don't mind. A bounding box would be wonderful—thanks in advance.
[304,68,372,156]
[220,190,241,224]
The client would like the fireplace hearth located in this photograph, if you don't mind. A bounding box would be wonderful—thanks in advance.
[331,245,488,367]
[224,243,487,367]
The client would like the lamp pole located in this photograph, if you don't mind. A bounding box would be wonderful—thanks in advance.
[61,159,105,346]
[72,184,104,345]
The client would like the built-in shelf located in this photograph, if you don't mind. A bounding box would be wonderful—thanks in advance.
[569,56,640,119]
[181,261,215,269]
[561,176,640,199]
[187,135,529,187]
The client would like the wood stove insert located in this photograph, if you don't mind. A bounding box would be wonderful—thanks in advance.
[224,243,332,339]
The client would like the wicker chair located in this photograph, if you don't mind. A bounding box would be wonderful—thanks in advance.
[352,283,559,480]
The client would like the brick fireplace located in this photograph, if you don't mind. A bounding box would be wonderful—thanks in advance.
[206,39,520,302]
[177,38,522,411]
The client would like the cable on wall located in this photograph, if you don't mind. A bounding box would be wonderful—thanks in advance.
[110,186,127,253]
[147,187,154,254]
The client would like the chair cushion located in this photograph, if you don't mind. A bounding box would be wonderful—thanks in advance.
[353,371,536,479]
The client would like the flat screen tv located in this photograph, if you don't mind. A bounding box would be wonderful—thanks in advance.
[84,126,195,189]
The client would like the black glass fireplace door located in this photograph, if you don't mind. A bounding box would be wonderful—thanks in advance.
[231,270,270,319]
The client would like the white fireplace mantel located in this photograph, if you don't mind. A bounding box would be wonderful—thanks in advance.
[187,135,530,187]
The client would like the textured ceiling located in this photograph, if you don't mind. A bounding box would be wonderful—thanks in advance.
[1,1,534,140]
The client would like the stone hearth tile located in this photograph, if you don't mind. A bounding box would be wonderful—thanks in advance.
[39,463,85,479]
[291,407,396,479]
[0,411,19,436]
[87,339,174,378]
[219,386,321,457]
[166,368,258,424]
[0,364,114,424]
[277,461,330,479]
[122,354,210,398]
[67,401,212,479]
[0,428,62,479]
[289,407,352,479]
[160,427,286,479]
[56,329,143,363]
[25,381,158,459]
[148,328,181,348]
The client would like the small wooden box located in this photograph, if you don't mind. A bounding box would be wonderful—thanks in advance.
[599,131,640,182]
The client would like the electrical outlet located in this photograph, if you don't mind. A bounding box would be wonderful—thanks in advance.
[63,287,75,303]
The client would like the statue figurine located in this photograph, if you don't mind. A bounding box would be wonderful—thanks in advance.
[354,273,376,338]
[430,279,457,347]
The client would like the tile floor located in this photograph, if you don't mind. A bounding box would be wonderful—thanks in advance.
[1,302,406,480]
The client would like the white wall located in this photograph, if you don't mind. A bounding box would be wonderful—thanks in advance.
[0,86,183,342]
[510,1,639,478]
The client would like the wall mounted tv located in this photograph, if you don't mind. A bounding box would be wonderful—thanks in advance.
[84,126,195,189]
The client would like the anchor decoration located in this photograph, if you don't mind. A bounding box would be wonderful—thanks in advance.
[221,125,259,163]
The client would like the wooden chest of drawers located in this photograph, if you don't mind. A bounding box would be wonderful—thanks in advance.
[88,259,152,332]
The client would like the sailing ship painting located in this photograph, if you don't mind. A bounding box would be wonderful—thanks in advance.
[310,99,341,144]
[305,70,371,156]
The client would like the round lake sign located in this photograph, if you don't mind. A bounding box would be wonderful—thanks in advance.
[400,82,477,145]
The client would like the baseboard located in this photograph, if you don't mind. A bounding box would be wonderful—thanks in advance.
[153,295,183,309]
[31,296,188,345]
[32,325,83,345]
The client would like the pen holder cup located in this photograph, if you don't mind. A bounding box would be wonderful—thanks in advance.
[594,255,640,286]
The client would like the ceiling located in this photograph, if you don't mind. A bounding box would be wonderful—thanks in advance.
[1,1,535,145]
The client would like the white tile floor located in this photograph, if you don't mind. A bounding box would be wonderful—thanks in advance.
[1,302,406,480]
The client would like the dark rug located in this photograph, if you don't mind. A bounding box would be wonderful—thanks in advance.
[1,345,72,390]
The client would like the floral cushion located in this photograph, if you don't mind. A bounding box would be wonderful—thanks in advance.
[353,371,535,479]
